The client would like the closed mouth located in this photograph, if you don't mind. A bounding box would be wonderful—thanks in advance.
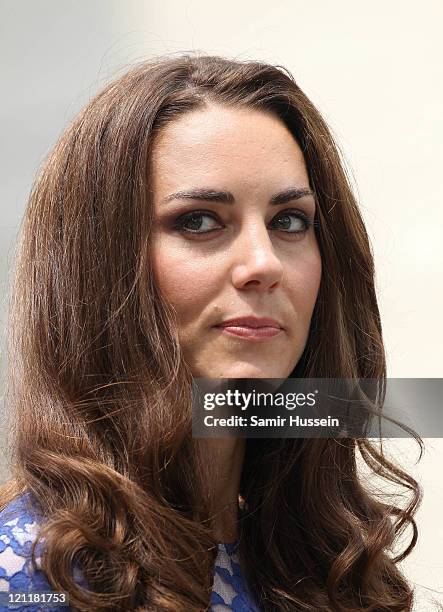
[216,316,283,330]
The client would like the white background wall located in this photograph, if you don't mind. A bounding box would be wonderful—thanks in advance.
[1,1,442,607]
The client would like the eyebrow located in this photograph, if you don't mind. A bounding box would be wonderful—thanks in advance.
[161,186,315,206]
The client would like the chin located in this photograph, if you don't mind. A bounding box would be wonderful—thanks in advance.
[207,362,290,379]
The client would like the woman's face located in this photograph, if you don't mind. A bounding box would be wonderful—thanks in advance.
[150,103,322,378]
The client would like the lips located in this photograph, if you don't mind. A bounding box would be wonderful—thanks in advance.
[216,316,283,329]
[214,316,284,340]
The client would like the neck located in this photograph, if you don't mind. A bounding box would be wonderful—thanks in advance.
[197,437,246,543]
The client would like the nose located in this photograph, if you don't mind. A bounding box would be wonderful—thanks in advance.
[231,219,284,292]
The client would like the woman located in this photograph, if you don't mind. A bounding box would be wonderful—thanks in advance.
[0,53,421,611]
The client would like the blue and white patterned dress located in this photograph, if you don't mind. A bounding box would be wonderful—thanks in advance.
[0,492,260,611]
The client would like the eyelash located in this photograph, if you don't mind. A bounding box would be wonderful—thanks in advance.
[172,209,314,236]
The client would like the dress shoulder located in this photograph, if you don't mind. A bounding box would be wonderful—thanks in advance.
[0,491,66,612]
[212,542,261,611]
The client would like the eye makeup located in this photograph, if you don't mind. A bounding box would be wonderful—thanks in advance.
[171,208,315,237]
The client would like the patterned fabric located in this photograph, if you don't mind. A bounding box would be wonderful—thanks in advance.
[0,492,260,611]
[211,542,260,611]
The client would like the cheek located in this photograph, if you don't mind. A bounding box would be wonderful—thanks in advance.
[288,252,322,318]
[151,241,219,321]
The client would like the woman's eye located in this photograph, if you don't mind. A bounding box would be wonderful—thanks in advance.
[173,211,223,234]
[269,210,311,234]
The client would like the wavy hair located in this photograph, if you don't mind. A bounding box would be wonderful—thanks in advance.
[1,53,422,611]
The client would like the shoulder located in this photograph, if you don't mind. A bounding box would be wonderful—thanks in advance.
[0,491,54,600]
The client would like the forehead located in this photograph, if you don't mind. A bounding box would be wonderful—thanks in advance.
[150,103,309,195]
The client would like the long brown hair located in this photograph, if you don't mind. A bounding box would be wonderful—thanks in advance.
[1,53,422,611]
